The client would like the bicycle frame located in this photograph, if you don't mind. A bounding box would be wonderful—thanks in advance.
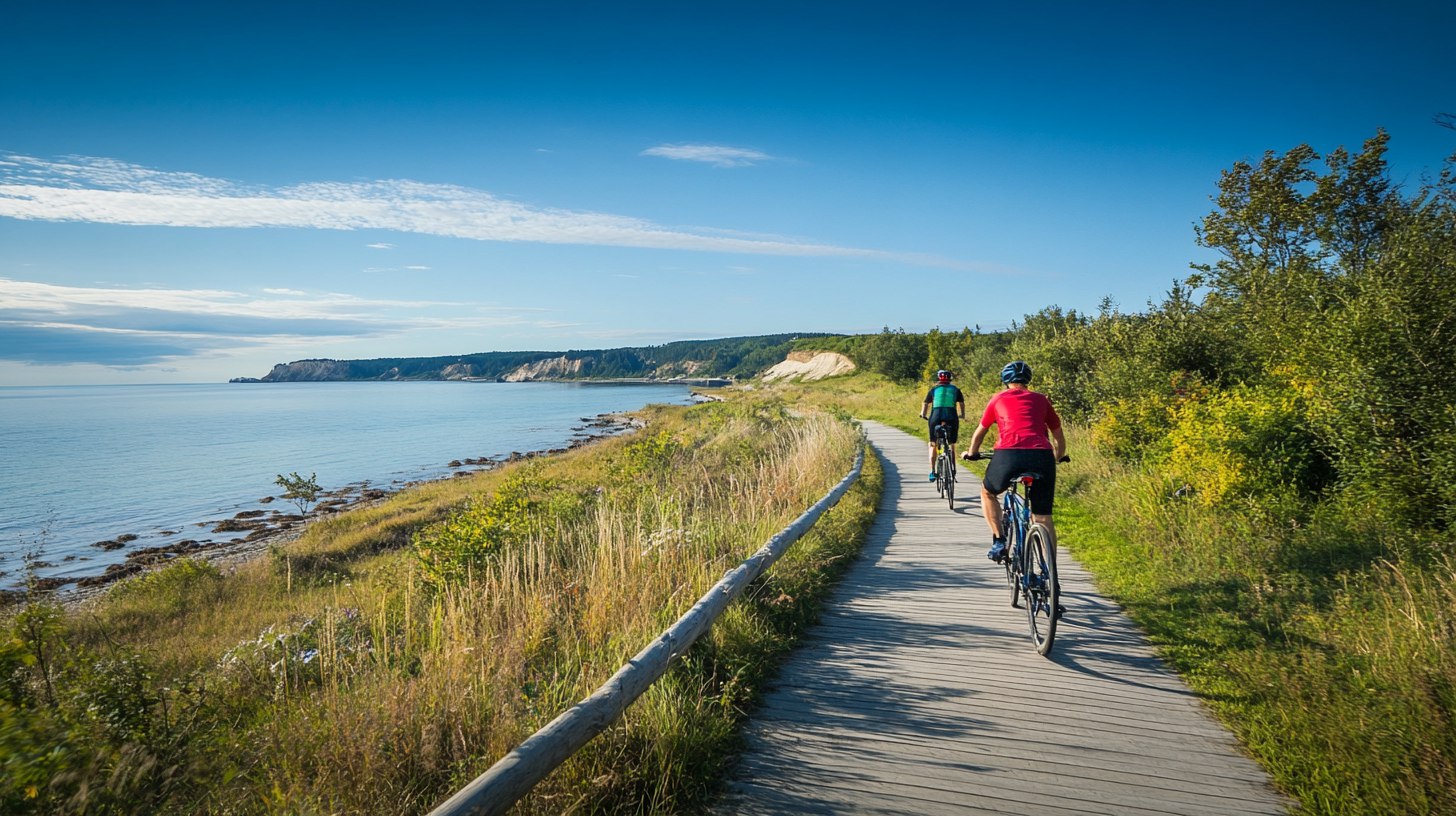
[932,423,954,459]
[999,479,1032,603]
[932,423,956,507]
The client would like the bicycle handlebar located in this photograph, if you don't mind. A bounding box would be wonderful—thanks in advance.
[961,451,1072,464]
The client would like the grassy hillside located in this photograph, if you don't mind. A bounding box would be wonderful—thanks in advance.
[1,397,879,814]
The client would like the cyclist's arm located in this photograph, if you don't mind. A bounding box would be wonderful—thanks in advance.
[918,389,932,420]
[966,423,989,457]
[1051,425,1067,460]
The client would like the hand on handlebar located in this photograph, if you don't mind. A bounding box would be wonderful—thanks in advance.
[1058,455,1071,463]
[961,451,983,462]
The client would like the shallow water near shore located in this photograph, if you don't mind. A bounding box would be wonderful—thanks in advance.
[0,381,691,587]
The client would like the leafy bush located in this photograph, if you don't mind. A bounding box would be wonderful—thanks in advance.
[109,559,221,614]
[1091,391,1179,464]
[1165,384,1331,508]
[412,471,564,587]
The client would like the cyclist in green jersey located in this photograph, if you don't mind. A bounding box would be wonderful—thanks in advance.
[919,369,966,481]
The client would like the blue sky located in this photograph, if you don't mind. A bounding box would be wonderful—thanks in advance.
[3,0,1453,385]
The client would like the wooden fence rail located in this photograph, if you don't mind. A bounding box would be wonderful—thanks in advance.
[427,439,867,816]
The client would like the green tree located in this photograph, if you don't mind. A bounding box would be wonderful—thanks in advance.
[274,472,321,515]
[1193,132,1456,532]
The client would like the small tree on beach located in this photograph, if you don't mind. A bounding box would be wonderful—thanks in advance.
[274,472,321,515]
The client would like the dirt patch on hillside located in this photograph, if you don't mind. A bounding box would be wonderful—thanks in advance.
[761,351,856,382]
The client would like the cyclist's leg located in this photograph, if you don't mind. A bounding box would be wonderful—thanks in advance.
[925,414,936,472]
[982,485,1002,539]
[981,454,1014,560]
[1026,449,1058,543]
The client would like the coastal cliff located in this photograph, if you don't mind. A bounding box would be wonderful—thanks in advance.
[502,355,587,382]
[255,359,355,382]
[761,351,856,382]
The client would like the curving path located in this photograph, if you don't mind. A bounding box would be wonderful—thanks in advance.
[715,420,1291,815]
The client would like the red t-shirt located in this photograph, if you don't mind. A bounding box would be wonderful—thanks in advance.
[980,388,1061,450]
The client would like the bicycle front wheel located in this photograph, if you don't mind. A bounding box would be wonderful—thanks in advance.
[1025,523,1060,655]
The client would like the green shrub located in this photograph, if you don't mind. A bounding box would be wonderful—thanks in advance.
[1091,391,1178,463]
[412,471,560,586]
[110,559,222,613]
[1165,384,1331,507]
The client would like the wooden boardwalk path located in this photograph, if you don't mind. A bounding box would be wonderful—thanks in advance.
[716,421,1291,815]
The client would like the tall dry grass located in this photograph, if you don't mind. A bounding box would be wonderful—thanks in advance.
[5,397,876,814]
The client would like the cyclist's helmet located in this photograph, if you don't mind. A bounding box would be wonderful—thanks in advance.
[935,369,951,383]
[1000,360,1033,384]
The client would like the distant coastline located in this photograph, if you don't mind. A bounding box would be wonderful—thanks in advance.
[233,375,735,388]
[225,332,831,384]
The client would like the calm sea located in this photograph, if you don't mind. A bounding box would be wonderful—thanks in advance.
[0,381,691,586]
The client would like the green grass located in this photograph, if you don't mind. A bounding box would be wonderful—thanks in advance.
[1056,492,1456,815]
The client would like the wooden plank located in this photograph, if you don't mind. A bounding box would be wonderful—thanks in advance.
[715,421,1292,815]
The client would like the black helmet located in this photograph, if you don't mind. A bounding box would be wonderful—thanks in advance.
[1000,361,1032,384]
[935,369,951,383]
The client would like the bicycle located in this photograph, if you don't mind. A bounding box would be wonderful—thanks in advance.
[966,451,1060,655]
[931,422,956,509]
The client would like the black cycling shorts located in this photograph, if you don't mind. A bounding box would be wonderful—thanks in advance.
[983,447,1057,515]
[927,409,959,445]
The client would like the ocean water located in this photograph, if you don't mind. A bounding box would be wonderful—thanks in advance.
[0,381,691,586]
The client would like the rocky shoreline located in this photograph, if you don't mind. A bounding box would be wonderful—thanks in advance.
[9,411,648,607]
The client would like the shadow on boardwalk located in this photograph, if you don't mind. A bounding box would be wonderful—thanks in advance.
[715,421,1291,816]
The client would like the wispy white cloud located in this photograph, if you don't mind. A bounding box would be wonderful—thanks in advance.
[366,242,395,249]
[0,277,446,321]
[404,265,431,271]
[0,277,566,368]
[0,153,939,264]
[641,143,774,168]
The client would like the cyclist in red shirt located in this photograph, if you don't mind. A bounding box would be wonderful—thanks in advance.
[963,361,1067,562]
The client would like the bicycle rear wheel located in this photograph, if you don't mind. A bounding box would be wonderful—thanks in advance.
[934,453,946,497]
[1025,523,1060,655]
[1002,495,1024,607]
[943,456,955,508]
